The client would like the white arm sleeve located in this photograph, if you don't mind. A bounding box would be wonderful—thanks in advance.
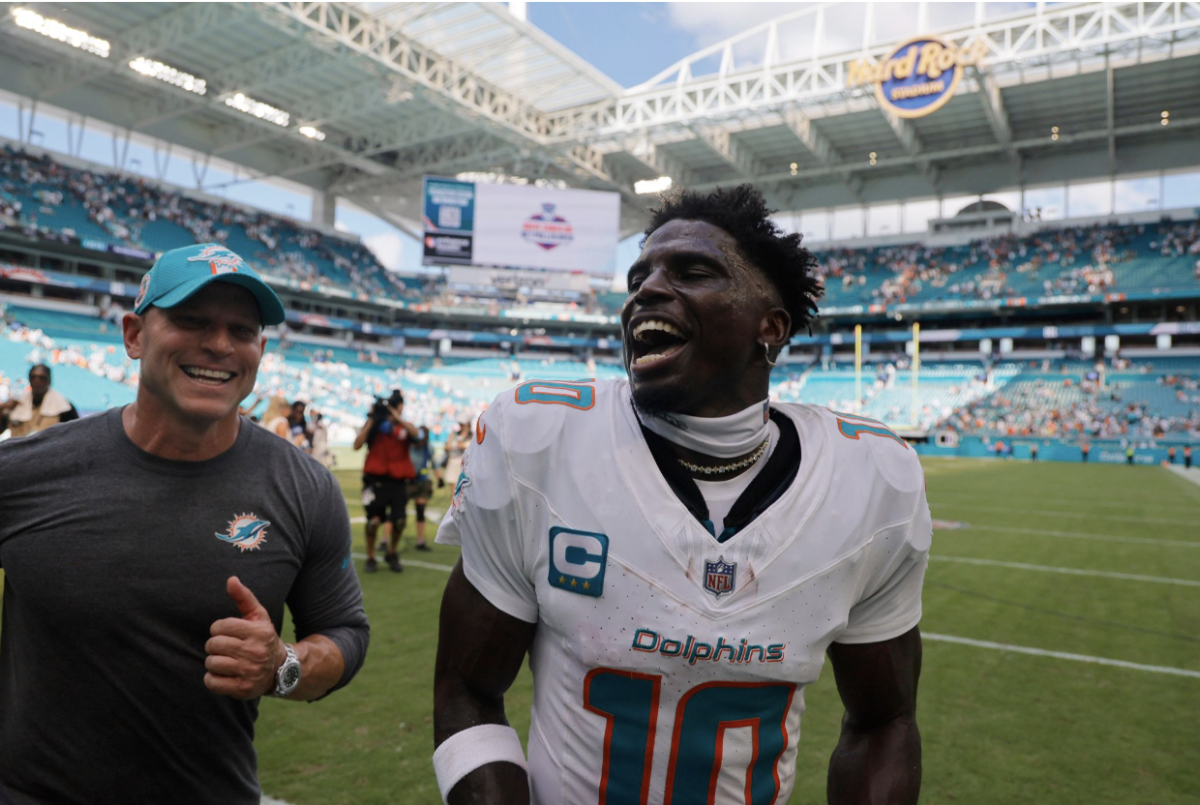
[434,405,538,623]
[837,488,932,645]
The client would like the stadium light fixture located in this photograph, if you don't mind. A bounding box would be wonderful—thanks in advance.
[1051,125,1060,141]
[12,7,110,58]
[869,151,878,166]
[129,57,206,96]
[634,176,672,195]
[224,92,290,127]
[298,125,326,141]
[1161,110,1170,126]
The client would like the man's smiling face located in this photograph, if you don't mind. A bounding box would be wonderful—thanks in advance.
[621,219,785,418]
[125,283,266,428]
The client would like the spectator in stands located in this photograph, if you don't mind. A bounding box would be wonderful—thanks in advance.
[445,419,472,485]
[288,400,313,452]
[0,363,78,438]
[0,242,368,805]
[310,410,332,469]
[261,395,295,442]
[353,390,418,574]
[407,425,443,552]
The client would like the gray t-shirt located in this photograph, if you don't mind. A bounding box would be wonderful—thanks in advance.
[0,408,369,805]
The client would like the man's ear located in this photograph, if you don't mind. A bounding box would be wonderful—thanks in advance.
[122,312,145,360]
[759,307,791,349]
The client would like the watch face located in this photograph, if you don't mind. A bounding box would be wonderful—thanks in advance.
[282,663,301,689]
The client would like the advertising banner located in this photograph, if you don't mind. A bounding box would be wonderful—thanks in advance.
[422,177,476,265]
[473,183,619,274]
[421,176,619,274]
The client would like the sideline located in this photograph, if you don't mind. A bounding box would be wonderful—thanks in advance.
[1166,464,1200,488]
[923,633,1200,679]
[930,555,1200,587]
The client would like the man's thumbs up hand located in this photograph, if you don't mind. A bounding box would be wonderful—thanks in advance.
[205,576,287,699]
[227,575,270,621]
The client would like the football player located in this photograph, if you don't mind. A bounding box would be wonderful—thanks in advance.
[433,185,931,805]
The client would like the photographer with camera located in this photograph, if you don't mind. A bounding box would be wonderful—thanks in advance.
[353,390,418,573]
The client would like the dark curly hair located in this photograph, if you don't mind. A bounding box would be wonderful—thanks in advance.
[643,184,822,335]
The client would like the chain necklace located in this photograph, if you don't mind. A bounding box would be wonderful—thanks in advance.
[677,436,770,476]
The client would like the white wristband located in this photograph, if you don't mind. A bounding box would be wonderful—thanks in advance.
[433,723,527,803]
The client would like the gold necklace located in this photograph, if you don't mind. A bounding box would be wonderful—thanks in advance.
[677,437,770,476]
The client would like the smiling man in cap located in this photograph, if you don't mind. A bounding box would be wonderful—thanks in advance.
[0,243,369,805]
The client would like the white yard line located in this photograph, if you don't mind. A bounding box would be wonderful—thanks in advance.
[930,501,1198,526]
[349,508,443,525]
[931,491,1200,513]
[351,552,455,572]
[937,523,1200,549]
[923,633,1200,679]
[930,555,1200,587]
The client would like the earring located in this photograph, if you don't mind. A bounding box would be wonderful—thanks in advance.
[763,342,777,368]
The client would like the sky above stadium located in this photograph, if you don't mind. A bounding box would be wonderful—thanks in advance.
[526,2,1033,87]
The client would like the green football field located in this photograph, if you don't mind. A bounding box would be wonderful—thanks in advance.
[250,458,1200,805]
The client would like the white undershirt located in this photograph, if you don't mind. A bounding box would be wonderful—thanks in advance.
[692,420,779,535]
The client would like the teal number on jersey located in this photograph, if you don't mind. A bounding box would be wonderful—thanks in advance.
[515,380,596,410]
[583,672,795,805]
[583,669,661,805]
[664,682,794,805]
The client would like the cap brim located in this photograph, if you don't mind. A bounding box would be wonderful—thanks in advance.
[150,273,287,326]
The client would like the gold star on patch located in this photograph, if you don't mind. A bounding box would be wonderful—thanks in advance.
[570,579,577,587]
[582,581,590,590]
[559,575,566,584]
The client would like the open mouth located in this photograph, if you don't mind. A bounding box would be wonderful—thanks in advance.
[629,318,690,370]
[181,365,235,386]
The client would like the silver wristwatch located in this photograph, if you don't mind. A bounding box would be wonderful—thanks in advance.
[271,644,301,697]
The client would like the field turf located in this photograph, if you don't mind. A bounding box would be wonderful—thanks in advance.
[252,458,1200,804]
[11,456,1194,804]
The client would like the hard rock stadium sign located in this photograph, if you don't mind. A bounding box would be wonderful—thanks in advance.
[847,36,989,119]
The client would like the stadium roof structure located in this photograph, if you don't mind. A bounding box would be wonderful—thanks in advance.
[1,1,1199,238]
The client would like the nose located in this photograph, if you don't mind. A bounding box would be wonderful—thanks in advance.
[633,264,674,305]
[202,324,235,356]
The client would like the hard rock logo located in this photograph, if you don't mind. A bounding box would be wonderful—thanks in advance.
[847,35,989,119]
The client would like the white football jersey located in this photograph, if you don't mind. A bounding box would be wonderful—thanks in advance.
[437,378,931,805]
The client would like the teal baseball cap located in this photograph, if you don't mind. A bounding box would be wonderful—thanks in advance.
[133,243,286,326]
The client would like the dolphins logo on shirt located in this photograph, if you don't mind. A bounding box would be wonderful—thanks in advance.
[215,513,270,552]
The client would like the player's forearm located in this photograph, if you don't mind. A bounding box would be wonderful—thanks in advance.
[446,763,530,805]
[435,685,530,805]
[827,713,921,805]
[283,634,346,701]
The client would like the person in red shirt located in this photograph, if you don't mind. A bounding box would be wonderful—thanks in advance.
[353,390,418,573]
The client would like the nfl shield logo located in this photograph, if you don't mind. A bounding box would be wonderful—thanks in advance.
[704,556,737,599]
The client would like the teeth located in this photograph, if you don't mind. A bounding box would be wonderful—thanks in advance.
[633,345,683,367]
[633,320,685,342]
[184,367,233,381]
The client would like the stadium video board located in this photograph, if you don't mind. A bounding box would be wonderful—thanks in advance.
[422,176,619,274]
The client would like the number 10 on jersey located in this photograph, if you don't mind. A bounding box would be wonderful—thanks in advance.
[583,668,796,805]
